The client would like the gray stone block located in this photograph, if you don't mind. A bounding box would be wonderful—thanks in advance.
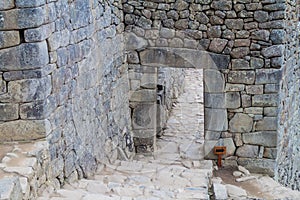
[0,0,14,10]
[204,69,225,93]
[204,93,225,108]
[130,89,156,102]
[0,119,50,141]
[225,92,240,109]
[0,177,22,200]
[125,32,148,50]
[252,94,278,107]
[231,59,249,70]
[24,23,54,42]
[0,41,49,71]
[237,158,275,176]
[132,103,156,130]
[20,100,46,120]
[204,108,228,132]
[261,45,284,58]
[236,145,259,158]
[256,69,282,84]
[0,103,19,121]
[213,183,228,200]
[228,71,255,84]
[15,0,46,8]
[243,131,277,147]
[0,31,20,49]
[229,113,253,133]
[255,117,277,131]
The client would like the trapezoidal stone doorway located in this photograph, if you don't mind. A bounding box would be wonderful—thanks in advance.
[126,31,231,159]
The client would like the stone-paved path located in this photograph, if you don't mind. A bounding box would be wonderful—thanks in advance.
[38,69,213,200]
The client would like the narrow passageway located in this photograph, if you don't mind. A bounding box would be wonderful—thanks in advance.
[39,69,213,200]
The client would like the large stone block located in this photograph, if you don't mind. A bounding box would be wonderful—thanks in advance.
[225,92,240,109]
[0,31,20,49]
[236,145,259,158]
[132,103,156,130]
[204,108,228,132]
[0,41,49,71]
[261,45,284,58]
[15,0,46,8]
[228,71,255,84]
[24,23,54,42]
[70,0,92,29]
[204,93,225,108]
[0,103,19,121]
[204,138,236,159]
[252,94,278,107]
[0,119,51,141]
[125,32,148,50]
[20,100,46,120]
[204,69,225,93]
[0,177,22,200]
[256,69,282,84]
[237,158,275,176]
[255,117,277,131]
[243,131,277,147]
[0,0,14,10]
[4,76,52,103]
[229,113,253,133]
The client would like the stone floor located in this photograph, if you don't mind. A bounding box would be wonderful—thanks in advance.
[2,69,299,199]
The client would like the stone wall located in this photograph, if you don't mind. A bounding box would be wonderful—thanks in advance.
[276,0,300,190]
[123,0,287,176]
[0,0,134,189]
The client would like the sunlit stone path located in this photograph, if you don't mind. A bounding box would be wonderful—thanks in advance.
[38,69,212,200]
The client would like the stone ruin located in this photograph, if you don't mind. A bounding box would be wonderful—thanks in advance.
[0,0,299,197]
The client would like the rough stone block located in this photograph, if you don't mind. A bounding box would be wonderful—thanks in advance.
[256,69,282,84]
[0,103,19,121]
[20,100,46,120]
[225,84,245,92]
[125,32,148,50]
[270,29,286,44]
[225,92,240,109]
[204,93,225,108]
[229,113,253,133]
[246,85,263,94]
[213,183,228,200]
[228,71,255,84]
[231,59,249,70]
[255,117,277,131]
[205,108,228,132]
[204,69,225,93]
[0,31,20,49]
[15,0,46,8]
[244,107,263,115]
[236,145,259,158]
[243,131,277,147]
[261,45,284,58]
[264,107,277,117]
[0,119,50,141]
[0,41,49,71]
[130,89,156,102]
[5,76,52,103]
[250,57,264,69]
[263,148,277,159]
[237,158,275,176]
[209,38,228,53]
[0,0,14,10]
[132,103,156,130]
[252,94,278,107]
[24,23,54,42]
[0,177,22,200]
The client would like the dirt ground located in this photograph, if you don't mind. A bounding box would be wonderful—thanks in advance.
[214,166,274,199]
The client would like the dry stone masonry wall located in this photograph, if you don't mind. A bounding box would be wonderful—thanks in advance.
[0,0,299,194]
[123,0,290,177]
[0,0,134,192]
[276,0,300,191]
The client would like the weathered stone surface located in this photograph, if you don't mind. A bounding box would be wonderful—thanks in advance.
[255,117,277,131]
[238,158,275,176]
[252,94,278,107]
[225,92,240,109]
[251,30,270,41]
[213,183,228,200]
[205,108,228,132]
[5,76,52,103]
[250,57,264,69]
[229,113,253,133]
[236,145,259,158]
[204,93,225,108]
[0,41,49,71]
[0,103,19,121]
[243,131,277,147]
[230,47,250,58]
[264,148,277,159]
[15,0,46,8]
[20,101,46,120]
[0,177,22,200]
[24,23,54,42]
[225,19,243,30]
[0,31,20,49]
[232,59,249,70]
[256,69,282,84]
[0,120,50,141]
[228,71,255,84]
[246,85,263,94]
[204,69,225,93]
[226,184,247,198]
[132,103,156,129]
[209,38,227,53]
[261,45,284,58]
[0,0,14,10]
[270,29,285,44]
[125,33,148,50]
